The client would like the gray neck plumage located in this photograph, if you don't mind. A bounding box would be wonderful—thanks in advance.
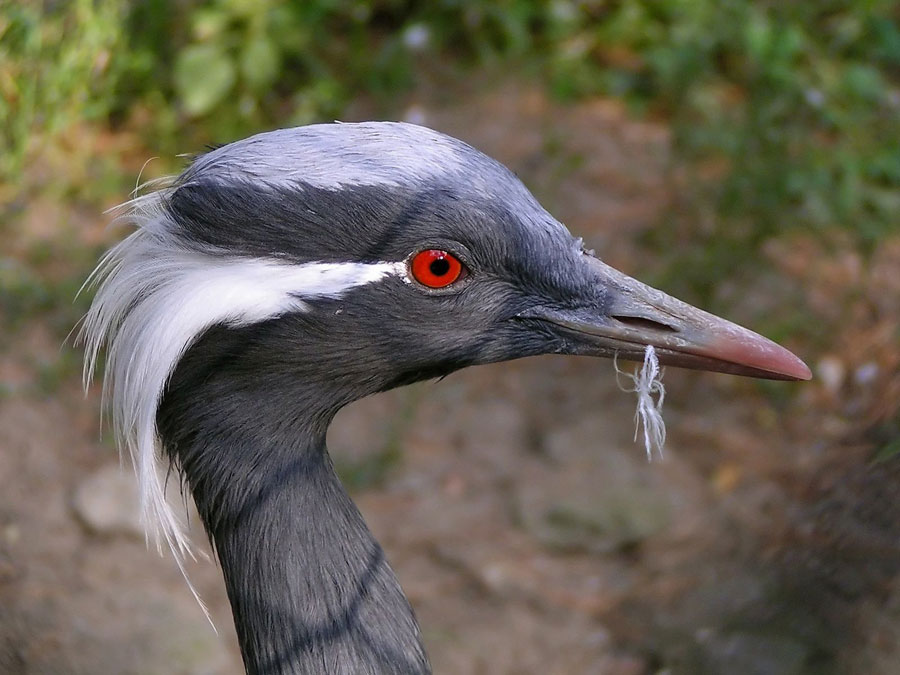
[156,323,431,675]
[210,437,427,675]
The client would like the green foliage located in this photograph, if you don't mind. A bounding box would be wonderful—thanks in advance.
[175,44,236,117]
[136,0,557,140]
[0,0,131,185]
[872,414,900,462]
[874,434,900,462]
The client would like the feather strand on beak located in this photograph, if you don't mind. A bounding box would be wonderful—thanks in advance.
[615,345,666,461]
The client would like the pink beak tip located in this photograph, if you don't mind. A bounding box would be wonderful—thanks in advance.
[708,331,813,381]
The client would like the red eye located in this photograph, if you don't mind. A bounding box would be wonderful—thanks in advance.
[410,249,466,289]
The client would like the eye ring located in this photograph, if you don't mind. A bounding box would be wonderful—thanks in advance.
[409,249,467,289]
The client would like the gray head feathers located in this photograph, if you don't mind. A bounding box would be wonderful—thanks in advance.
[79,121,573,578]
[185,121,467,191]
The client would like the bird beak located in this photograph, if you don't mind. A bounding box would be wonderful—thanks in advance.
[523,255,812,381]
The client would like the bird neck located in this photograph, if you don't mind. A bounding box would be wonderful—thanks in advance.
[208,437,429,675]
[156,339,431,674]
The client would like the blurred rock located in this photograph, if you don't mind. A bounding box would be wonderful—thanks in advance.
[401,23,430,51]
[816,356,845,395]
[0,594,233,675]
[696,629,809,675]
[534,492,669,553]
[517,416,673,553]
[72,464,143,537]
[854,361,879,387]
[402,104,428,126]
[144,604,233,675]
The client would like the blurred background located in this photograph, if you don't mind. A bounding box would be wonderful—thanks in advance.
[1,1,899,673]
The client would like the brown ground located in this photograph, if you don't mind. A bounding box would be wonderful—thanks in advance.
[1,75,899,674]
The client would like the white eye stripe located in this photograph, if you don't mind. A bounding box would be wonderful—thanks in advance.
[79,192,404,583]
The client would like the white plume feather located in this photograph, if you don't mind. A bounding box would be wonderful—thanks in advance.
[78,185,404,575]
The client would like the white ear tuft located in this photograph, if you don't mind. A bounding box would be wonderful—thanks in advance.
[78,183,404,592]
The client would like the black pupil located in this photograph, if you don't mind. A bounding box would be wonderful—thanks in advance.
[429,258,451,276]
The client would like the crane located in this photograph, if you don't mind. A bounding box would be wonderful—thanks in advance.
[81,122,810,674]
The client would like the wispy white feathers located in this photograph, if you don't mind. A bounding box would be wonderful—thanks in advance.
[615,345,666,461]
[78,189,403,569]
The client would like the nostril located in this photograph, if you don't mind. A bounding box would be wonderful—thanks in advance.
[611,315,679,333]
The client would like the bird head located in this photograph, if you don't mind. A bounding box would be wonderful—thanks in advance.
[154,121,810,388]
[81,121,809,552]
